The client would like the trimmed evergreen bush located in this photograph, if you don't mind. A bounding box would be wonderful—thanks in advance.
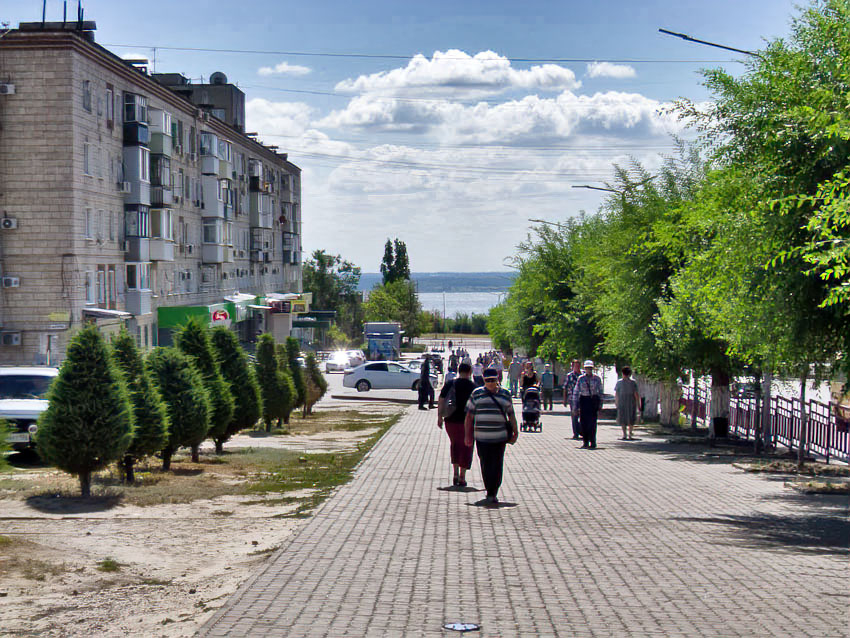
[255,335,294,430]
[147,347,210,469]
[210,327,262,450]
[285,337,306,409]
[174,318,234,457]
[36,325,134,497]
[110,329,169,482]
[302,353,328,417]
[274,343,297,425]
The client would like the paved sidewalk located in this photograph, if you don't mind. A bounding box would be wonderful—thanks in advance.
[199,405,849,637]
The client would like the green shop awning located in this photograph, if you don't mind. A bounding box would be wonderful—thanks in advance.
[158,302,240,330]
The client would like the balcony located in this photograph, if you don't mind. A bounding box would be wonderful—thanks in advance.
[201,155,220,175]
[218,159,232,179]
[151,186,173,207]
[202,243,225,264]
[149,132,172,156]
[250,249,267,263]
[249,176,271,192]
[249,193,272,228]
[125,289,152,316]
[149,238,174,262]
[224,246,235,263]
[124,236,150,262]
[123,122,150,146]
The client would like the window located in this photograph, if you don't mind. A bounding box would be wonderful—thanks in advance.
[140,147,150,182]
[109,211,115,241]
[203,220,221,244]
[152,209,173,240]
[107,266,116,309]
[217,139,232,163]
[366,363,388,372]
[225,222,233,246]
[97,210,104,240]
[96,266,106,305]
[95,146,102,178]
[83,140,91,175]
[84,271,95,304]
[105,85,114,129]
[125,208,150,237]
[84,208,93,239]
[175,169,184,196]
[200,133,218,156]
[82,80,92,112]
[126,263,151,290]
[151,156,171,187]
[123,93,147,124]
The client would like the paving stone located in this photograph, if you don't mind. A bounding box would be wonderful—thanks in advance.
[199,404,849,637]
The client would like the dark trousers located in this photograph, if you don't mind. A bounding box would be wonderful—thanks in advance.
[418,383,434,408]
[476,440,507,498]
[579,395,599,446]
[570,409,582,438]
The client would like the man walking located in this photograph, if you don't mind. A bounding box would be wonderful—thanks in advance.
[418,355,434,410]
[540,364,555,411]
[563,360,582,440]
[573,360,603,449]
[464,367,518,506]
[507,358,521,397]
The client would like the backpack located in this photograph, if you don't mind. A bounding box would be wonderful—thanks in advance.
[440,380,458,418]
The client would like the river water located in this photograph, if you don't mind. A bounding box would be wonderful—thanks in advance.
[417,292,505,317]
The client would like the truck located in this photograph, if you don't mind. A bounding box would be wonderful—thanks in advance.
[363,322,402,361]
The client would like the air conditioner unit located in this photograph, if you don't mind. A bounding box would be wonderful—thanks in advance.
[1,332,21,346]
[0,84,15,95]
[119,181,132,193]
[2,276,20,288]
[1,217,18,230]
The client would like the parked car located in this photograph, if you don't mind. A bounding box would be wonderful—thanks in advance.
[0,366,59,452]
[343,361,438,392]
[346,349,367,367]
[325,351,352,372]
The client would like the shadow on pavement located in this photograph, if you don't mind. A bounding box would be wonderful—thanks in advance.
[25,492,123,514]
[673,511,849,555]
[437,485,482,493]
[468,499,518,509]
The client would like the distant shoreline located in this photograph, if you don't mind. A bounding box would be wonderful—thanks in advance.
[358,271,515,293]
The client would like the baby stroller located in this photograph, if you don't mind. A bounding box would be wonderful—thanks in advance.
[521,386,543,432]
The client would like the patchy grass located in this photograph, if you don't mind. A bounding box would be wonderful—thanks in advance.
[96,558,121,572]
[734,460,850,477]
[787,480,850,495]
[285,409,393,435]
[0,539,68,581]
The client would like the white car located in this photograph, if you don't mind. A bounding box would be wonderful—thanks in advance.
[346,349,367,367]
[325,351,352,372]
[0,367,59,451]
[343,361,438,392]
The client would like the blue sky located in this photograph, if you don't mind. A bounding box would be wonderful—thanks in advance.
[7,0,801,271]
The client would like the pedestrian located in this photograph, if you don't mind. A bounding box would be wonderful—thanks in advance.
[573,360,603,449]
[418,355,434,410]
[437,362,476,487]
[464,367,518,506]
[448,339,453,351]
[540,364,555,411]
[493,354,504,382]
[448,350,459,374]
[615,366,641,440]
[472,358,485,387]
[508,357,522,397]
[520,361,539,399]
[562,359,582,440]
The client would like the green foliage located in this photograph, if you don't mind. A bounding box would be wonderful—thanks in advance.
[285,337,306,408]
[36,325,134,496]
[110,329,169,468]
[419,310,489,335]
[363,278,423,339]
[0,419,11,470]
[305,353,328,397]
[302,249,364,339]
[146,347,211,466]
[174,318,235,447]
[210,327,262,444]
[255,334,294,429]
[379,237,411,284]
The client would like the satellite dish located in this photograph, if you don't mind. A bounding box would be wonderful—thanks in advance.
[210,71,228,85]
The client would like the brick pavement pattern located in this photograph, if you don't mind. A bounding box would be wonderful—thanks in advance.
[199,405,849,637]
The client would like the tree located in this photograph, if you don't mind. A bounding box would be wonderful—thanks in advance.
[147,347,211,470]
[284,337,306,408]
[301,249,364,340]
[174,317,235,458]
[379,237,411,284]
[380,239,395,284]
[363,279,423,340]
[210,327,262,451]
[255,334,294,430]
[110,329,169,482]
[36,325,134,497]
[302,353,328,417]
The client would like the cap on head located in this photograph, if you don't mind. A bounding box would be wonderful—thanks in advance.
[583,359,594,368]
[483,367,498,380]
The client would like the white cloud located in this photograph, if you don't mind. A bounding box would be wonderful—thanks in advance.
[586,62,637,79]
[245,98,314,139]
[335,50,580,98]
[257,61,312,76]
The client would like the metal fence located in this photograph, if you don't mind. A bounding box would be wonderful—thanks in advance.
[680,384,849,464]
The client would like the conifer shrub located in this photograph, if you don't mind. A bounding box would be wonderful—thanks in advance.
[36,325,134,497]
[302,354,328,417]
[210,327,262,449]
[146,347,211,470]
[274,343,297,425]
[255,334,294,430]
[110,329,169,482]
[174,318,234,457]
[285,337,306,409]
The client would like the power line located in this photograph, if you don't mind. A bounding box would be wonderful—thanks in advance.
[102,42,737,65]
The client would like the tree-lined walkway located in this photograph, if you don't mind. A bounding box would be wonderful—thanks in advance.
[199,406,848,637]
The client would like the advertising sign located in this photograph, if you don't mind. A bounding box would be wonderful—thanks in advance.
[209,304,231,327]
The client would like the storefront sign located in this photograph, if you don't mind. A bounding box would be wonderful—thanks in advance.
[210,308,230,324]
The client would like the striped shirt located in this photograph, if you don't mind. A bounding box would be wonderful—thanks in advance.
[572,373,603,404]
[466,386,515,443]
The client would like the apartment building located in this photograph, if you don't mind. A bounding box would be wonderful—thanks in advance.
[0,20,304,365]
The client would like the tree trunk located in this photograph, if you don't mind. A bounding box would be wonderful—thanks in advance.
[265,417,272,433]
[191,445,200,463]
[162,448,173,471]
[123,455,136,484]
[637,377,661,422]
[283,411,290,425]
[708,369,731,442]
[761,371,773,451]
[797,374,808,472]
[690,374,699,431]
[659,381,682,427]
[79,471,92,498]
[214,439,224,455]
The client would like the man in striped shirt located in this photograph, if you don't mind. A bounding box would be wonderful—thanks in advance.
[464,367,518,506]
[572,360,603,449]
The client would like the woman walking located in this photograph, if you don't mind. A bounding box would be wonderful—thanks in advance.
[615,366,641,440]
[520,361,539,399]
[437,363,476,486]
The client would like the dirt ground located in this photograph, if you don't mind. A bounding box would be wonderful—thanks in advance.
[0,403,401,638]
